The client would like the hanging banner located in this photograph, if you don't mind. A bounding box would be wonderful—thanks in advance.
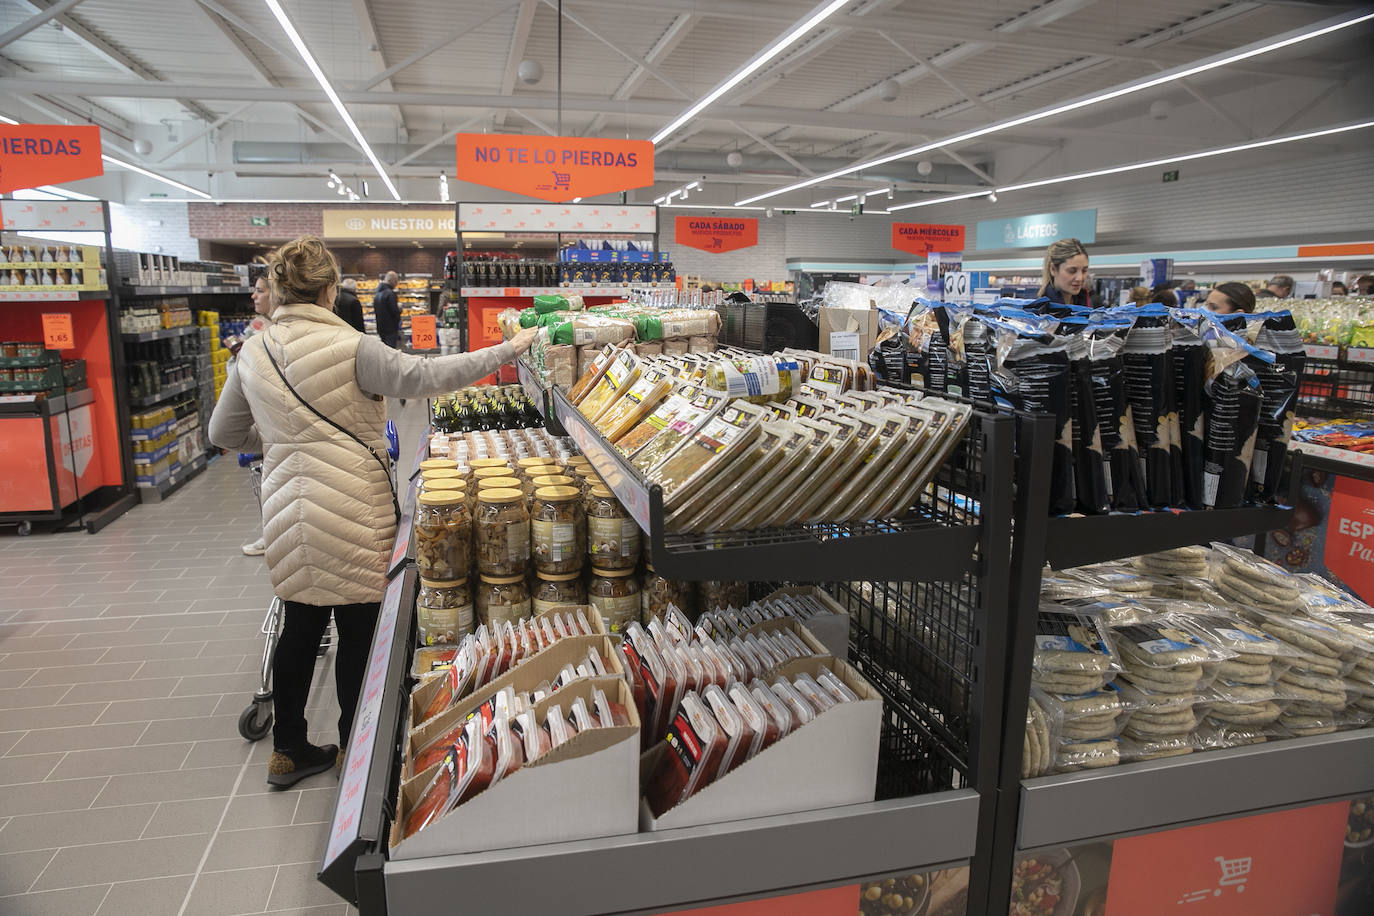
[675,216,759,254]
[455,132,654,203]
[322,209,455,240]
[1322,475,1374,602]
[892,222,965,255]
[0,124,102,194]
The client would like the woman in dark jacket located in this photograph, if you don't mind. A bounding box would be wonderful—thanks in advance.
[1037,238,1091,307]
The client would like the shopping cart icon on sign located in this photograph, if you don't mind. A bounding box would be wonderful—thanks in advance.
[538,170,573,192]
[1213,856,1250,892]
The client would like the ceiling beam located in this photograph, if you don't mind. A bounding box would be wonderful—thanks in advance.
[359,0,524,91]
[351,0,409,138]
[495,0,538,130]
[0,0,88,50]
[584,11,699,137]
[2,78,1222,147]
[157,101,255,162]
[393,115,488,167]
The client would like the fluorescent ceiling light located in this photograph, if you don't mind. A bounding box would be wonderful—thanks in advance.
[886,119,1374,213]
[650,0,852,145]
[34,184,98,201]
[737,8,1374,206]
[103,153,212,199]
[834,194,859,203]
[264,0,400,201]
[810,200,830,208]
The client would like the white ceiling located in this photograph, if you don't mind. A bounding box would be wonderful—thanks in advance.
[0,0,1369,207]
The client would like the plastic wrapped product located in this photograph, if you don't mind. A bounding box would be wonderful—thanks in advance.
[579,349,642,422]
[1201,355,1264,509]
[812,410,921,522]
[545,704,575,749]
[678,420,819,533]
[1052,737,1120,773]
[1249,312,1305,503]
[1004,334,1077,515]
[1170,316,1208,509]
[490,716,526,782]
[703,683,750,778]
[769,677,817,726]
[1109,618,1226,670]
[569,344,621,404]
[792,673,838,713]
[1189,716,1268,750]
[648,402,768,503]
[593,686,633,729]
[645,691,726,817]
[1065,333,1109,514]
[404,730,473,838]
[1119,733,1192,762]
[1032,610,1119,694]
[1122,320,1175,508]
[548,314,636,349]
[770,414,864,525]
[629,389,728,473]
[748,679,795,741]
[727,683,770,760]
[510,709,551,762]
[868,401,973,521]
[595,368,673,441]
[1084,328,1146,511]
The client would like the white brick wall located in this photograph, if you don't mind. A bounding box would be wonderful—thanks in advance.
[665,209,896,281]
[110,201,198,260]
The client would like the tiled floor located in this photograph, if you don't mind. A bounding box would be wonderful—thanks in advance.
[0,398,426,916]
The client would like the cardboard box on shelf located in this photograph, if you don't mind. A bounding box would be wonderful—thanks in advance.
[758,586,852,658]
[390,671,639,860]
[640,654,881,832]
[818,305,880,361]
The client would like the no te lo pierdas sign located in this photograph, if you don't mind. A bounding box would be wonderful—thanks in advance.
[455,133,654,203]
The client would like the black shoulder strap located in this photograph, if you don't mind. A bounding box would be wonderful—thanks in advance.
[261,333,401,523]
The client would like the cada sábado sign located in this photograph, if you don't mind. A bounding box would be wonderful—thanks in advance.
[0,124,103,193]
[455,132,654,203]
[675,216,759,253]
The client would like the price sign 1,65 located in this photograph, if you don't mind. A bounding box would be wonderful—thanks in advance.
[41,312,74,351]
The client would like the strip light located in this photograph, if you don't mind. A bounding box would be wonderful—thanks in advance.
[737,8,1374,206]
[886,119,1374,212]
[102,153,212,199]
[264,0,401,200]
[650,0,852,145]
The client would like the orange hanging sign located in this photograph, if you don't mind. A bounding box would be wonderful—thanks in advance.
[455,133,654,203]
[41,312,75,350]
[0,124,103,194]
[410,314,437,351]
[892,222,965,255]
[675,216,759,254]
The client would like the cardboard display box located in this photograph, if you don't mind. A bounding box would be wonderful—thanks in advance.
[639,655,881,832]
[818,305,880,361]
[759,585,852,659]
[390,676,640,860]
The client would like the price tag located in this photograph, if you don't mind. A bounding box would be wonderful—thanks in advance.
[41,312,74,350]
[1304,344,1338,359]
[502,287,520,296]
[1347,348,1374,364]
[410,314,437,350]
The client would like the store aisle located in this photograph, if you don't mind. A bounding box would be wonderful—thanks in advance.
[0,397,423,916]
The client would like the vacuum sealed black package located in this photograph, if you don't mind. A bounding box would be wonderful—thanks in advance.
[921,306,950,395]
[1171,316,1208,509]
[1122,319,1176,509]
[1085,327,1145,512]
[1065,332,1109,514]
[1201,326,1267,509]
[1003,335,1076,515]
[1249,313,1305,503]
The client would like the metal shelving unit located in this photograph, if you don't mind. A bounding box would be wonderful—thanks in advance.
[128,376,197,408]
[116,285,251,297]
[120,325,200,343]
[135,452,207,503]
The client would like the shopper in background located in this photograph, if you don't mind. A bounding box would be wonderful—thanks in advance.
[1150,286,1178,308]
[208,236,541,788]
[335,278,365,333]
[1355,275,1374,295]
[1037,238,1091,307]
[1265,275,1296,298]
[1332,281,1349,296]
[373,270,401,347]
[1179,278,1198,291]
[1204,281,1257,314]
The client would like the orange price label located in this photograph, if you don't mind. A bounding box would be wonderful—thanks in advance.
[410,314,437,350]
[41,312,74,350]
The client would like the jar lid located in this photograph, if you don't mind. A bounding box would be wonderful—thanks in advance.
[470,458,511,469]
[534,485,581,500]
[530,474,575,488]
[481,573,527,585]
[592,566,638,577]
[588,485,615,499]
[418,490,464,507]
[420,467,464,480]
[473,466,515,480]
[425,479,466,492]
[536,570,582,582]
[477,476,522,490]
[418,458,458,471]
[419,577,469,588]
[478,487,524,504]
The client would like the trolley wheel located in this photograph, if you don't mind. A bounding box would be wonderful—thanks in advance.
[238,703,273,742]
[16,520,32,536]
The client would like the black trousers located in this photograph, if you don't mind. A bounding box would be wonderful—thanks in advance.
[274,600,381,752]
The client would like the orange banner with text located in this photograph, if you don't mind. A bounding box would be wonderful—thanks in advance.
[455,133,654,203]
[1322,475,1374,604]
[675,216,759,254]
[0,124,102,194]
[892,222,965,255]
[1105,801,1347,915]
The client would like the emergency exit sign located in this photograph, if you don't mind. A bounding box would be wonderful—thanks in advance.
[1162,170,1180,182]
[250,216,270,226]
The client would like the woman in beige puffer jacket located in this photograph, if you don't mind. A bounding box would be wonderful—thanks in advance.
[210,237,538,787]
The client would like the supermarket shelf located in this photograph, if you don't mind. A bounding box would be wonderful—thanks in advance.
[1018,729,1374,850]
[462,286,630,297]
[1043,504,1295,569]
[0,386,93,416]
[549,386,993,582]
[0,288,108,301]
[118,285,250,297]
[129,377,197,408]
[136,453,206,503]
[120,325,200,343]
[384,791,978,916]
[515,357,563,436]
[1292,441,1374,472]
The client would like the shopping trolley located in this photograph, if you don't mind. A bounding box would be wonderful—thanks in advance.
[236,421,401,741]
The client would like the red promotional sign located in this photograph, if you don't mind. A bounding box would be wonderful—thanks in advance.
[455,132,654,203]
[0,124,102,193]
[1105,801,1347,915]
[675,216,759,254]
[892,222,964,255]
[41,312,75,350]
[1323,475,1374,603]
[410,314,437,351]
